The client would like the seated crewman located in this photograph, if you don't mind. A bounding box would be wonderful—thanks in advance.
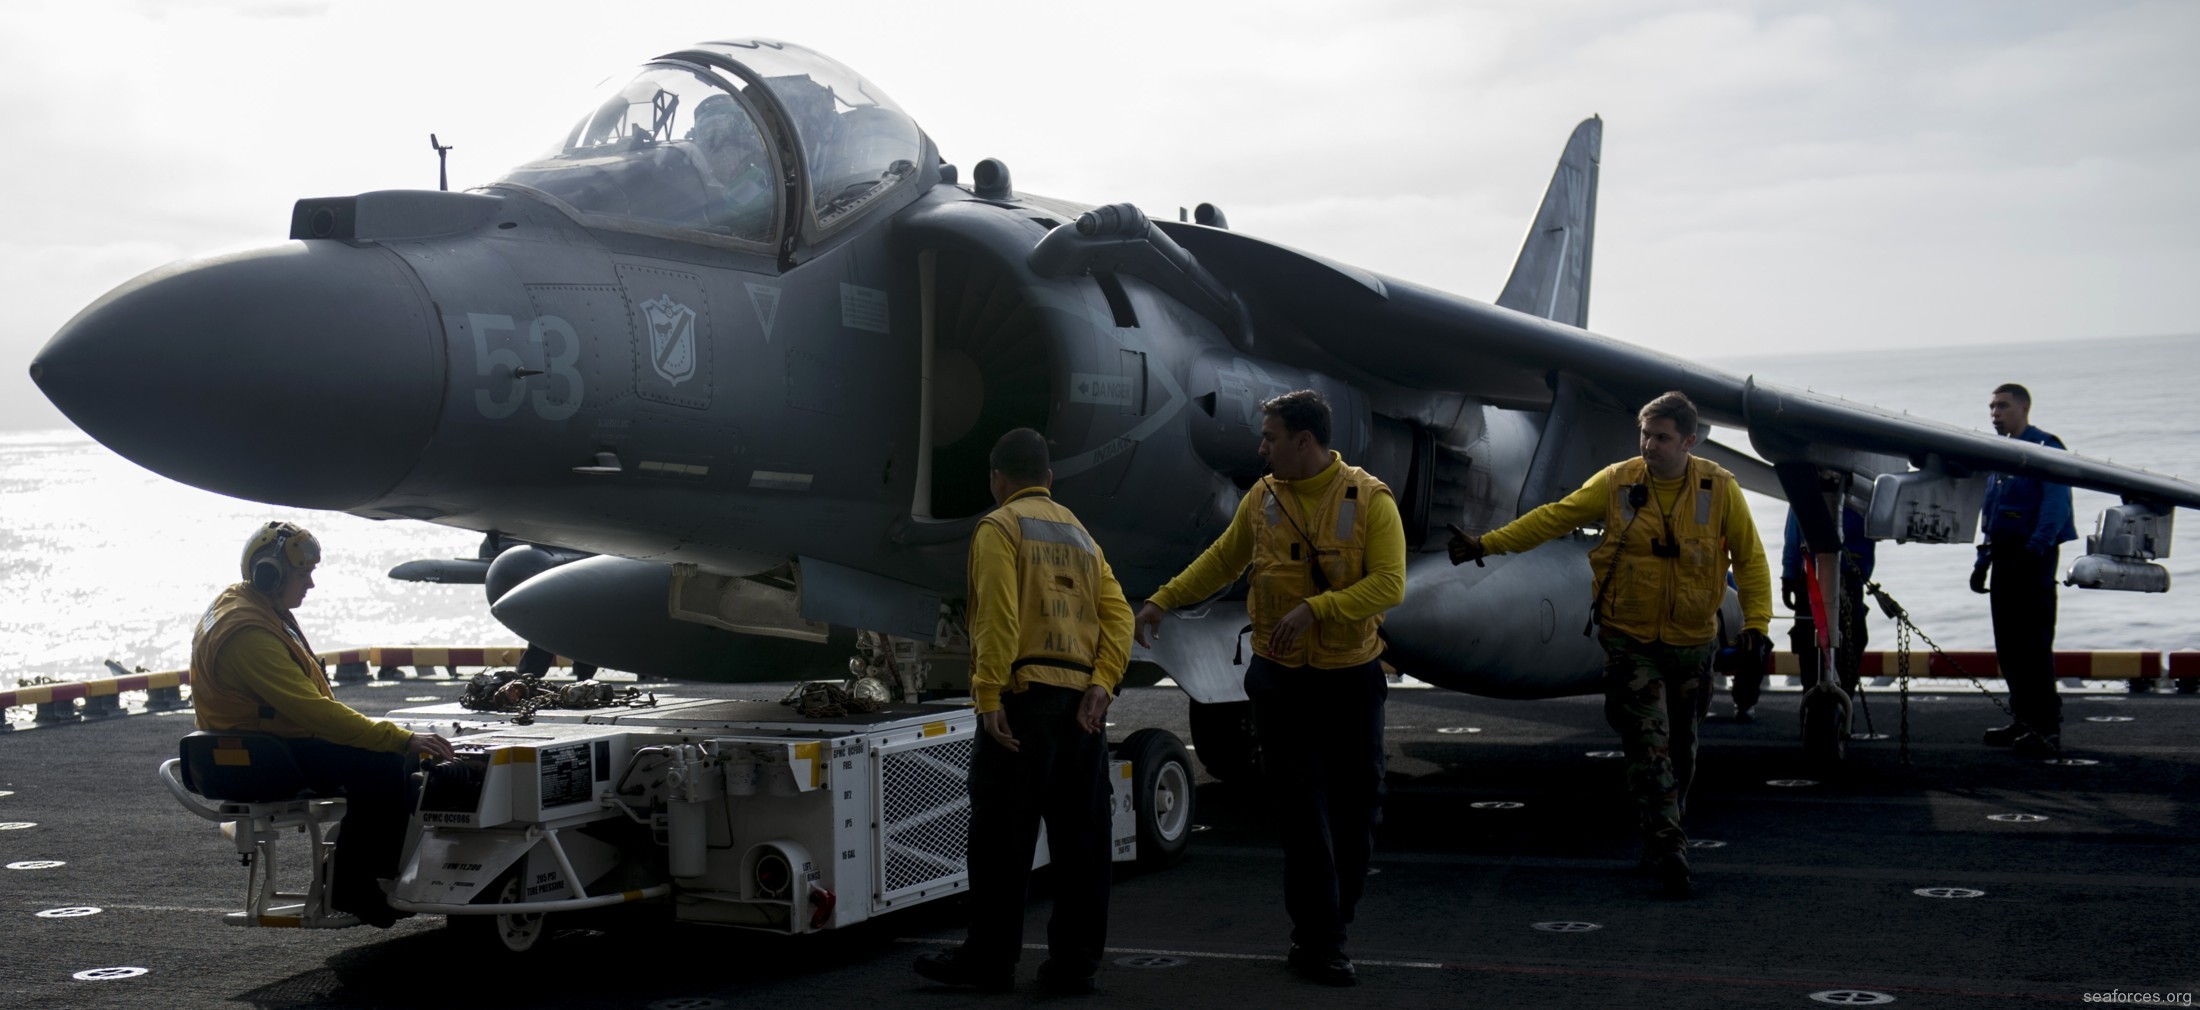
[189,521,455,926]
[691,94,774,240]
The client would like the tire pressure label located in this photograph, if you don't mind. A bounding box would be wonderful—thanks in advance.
[539,743,592,807]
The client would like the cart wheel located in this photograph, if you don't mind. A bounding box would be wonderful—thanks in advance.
[450,868,550,955]
[1120,728,1194,869]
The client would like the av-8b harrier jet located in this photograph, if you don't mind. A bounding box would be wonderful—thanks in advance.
[31,39,2196,773]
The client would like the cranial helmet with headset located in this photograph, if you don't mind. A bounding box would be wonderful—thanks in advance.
[242,521,322,593]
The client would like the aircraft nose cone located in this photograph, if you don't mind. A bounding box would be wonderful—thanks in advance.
[30,242,441,510]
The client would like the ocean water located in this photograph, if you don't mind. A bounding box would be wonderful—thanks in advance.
[0,434,507,688]
[2,334,2193,690]
[1714,332,2199,659]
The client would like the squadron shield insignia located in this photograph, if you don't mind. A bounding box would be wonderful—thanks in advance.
[642,294,698,386]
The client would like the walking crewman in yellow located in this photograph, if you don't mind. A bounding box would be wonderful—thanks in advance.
[1134,389,1406,987]
[1448,392,1771,897]
[191,521,455,926]
[915,428,1133,995]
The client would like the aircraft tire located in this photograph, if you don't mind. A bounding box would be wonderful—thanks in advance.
[1119,728,1194,870]
[1800,693,1847,766]
[1186,700,1262,783]
[448,866,553,956]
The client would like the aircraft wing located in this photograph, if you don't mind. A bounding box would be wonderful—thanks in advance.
[1729,379,2200,509]
[1155,222,2200,511]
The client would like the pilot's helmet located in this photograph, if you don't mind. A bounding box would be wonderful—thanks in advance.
[693,95,758,148]
[241,520,321,592]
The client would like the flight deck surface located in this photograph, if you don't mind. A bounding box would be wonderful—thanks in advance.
[4,677,2196,1008]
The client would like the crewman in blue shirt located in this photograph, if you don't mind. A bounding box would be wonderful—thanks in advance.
[1973,383,2077,757]
[1731,506,1877,721]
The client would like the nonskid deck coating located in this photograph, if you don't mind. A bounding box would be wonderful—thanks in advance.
[4,675,2197,1009]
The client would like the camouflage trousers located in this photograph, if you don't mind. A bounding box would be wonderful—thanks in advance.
[1599,635,1714,857]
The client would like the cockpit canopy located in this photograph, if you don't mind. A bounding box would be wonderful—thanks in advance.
[494,40,925,250]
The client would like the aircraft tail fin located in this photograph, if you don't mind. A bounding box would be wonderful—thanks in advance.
[1495,116,1600,329]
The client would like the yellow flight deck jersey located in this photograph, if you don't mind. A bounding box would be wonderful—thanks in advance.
[967,487,1135,714]
[1481,456,1771,646]
[188,583,412,752]
[1148,452,1406,669]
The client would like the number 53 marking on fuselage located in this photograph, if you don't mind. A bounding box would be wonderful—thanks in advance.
[466,313,583,421]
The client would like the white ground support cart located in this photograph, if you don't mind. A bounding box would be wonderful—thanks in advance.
[163,696,1194,953]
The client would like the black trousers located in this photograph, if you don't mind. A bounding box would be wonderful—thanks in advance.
[283,738,414,916]
[1990,543,2062,737]
[1243,655,1387,952]
[1732,569,1868,711]
[965,684,1112,971]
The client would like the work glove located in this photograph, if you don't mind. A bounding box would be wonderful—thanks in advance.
[1446,523,1486,567]
[1780,577,1800,611]
[1968,561,1991,595]
[1735,629,1773,675]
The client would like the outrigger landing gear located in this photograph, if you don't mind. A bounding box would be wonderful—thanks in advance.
[1775,460,1865,766]
[1799,682,1851,766]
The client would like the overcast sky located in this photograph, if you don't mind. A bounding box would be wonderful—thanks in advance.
[3,0,2195,430]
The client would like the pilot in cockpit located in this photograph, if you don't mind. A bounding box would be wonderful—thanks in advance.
[691,94,774,240]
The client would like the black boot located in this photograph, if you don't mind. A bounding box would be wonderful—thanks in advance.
[914,948,1013,991]
[1655,849,1693,898]
[1036,958,1097,995]
[1288,945,1357,986]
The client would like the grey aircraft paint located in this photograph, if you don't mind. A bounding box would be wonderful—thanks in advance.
[30,40,2198,746]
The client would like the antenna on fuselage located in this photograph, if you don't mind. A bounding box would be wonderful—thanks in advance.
[429,134,455,192]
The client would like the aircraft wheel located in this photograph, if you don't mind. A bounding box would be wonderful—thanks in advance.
[1119,728,1194,870]
[449,868,552,955]
[1186,700,1261,782]
[1800,693,1847,765]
